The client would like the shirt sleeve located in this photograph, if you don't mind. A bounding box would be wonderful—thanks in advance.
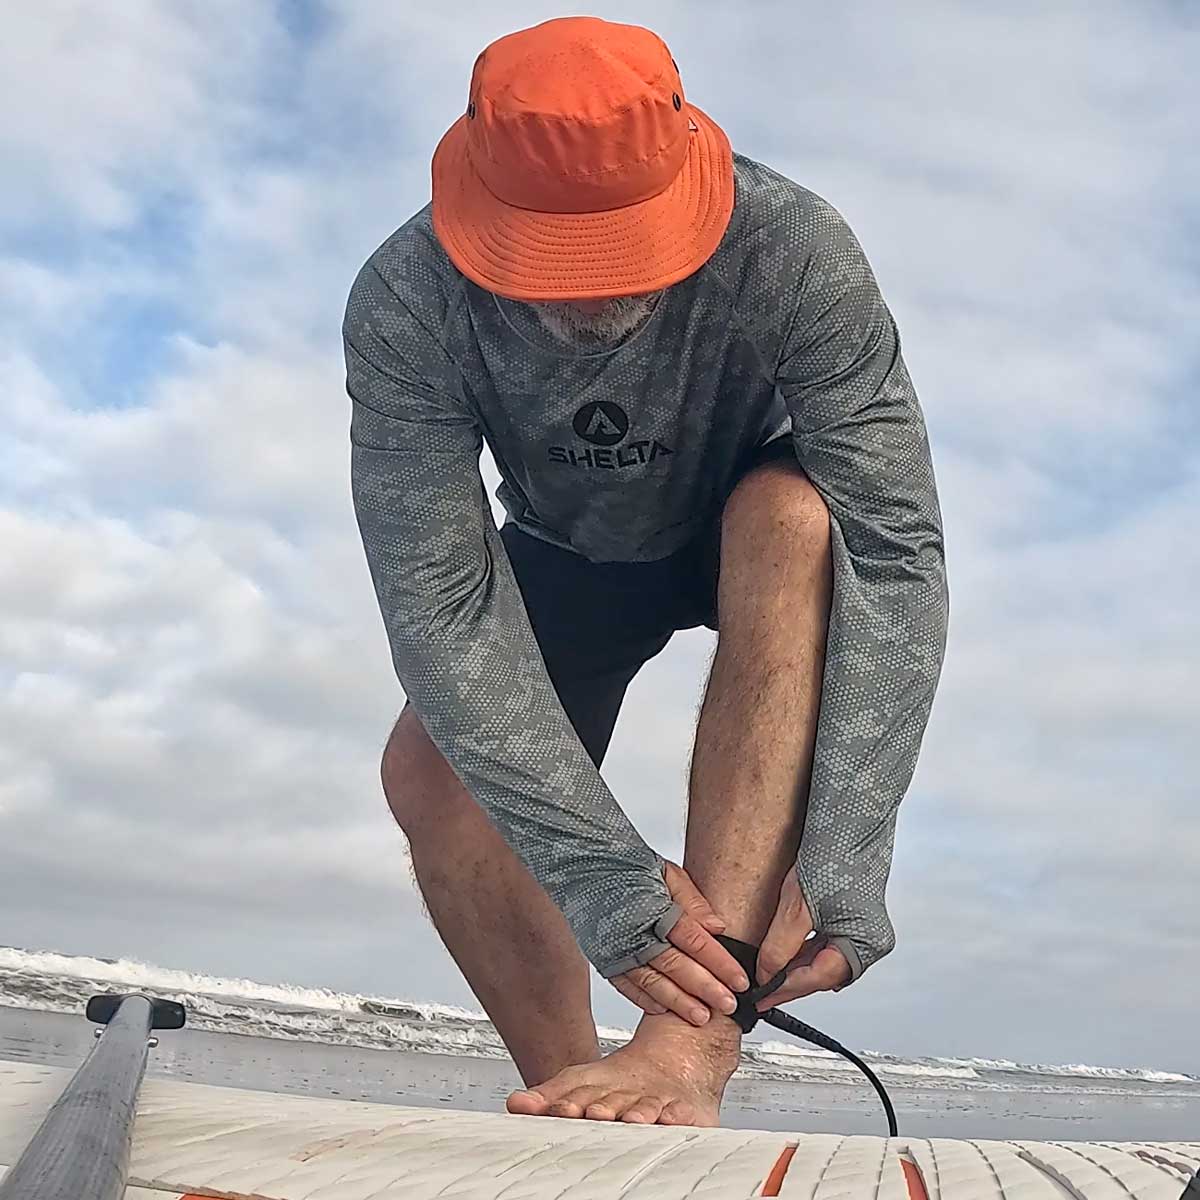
[343,260,680,978]
[775,202,949,982]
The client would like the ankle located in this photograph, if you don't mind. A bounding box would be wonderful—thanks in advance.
[632,1011,742,1078]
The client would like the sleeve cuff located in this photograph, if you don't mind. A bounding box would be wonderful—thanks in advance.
[826,934,864,988]
[596,902,683,979]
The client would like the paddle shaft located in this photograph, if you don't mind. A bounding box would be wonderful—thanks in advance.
[0,996,155,1200]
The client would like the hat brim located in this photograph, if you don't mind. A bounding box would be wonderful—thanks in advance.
[431,104,734,301]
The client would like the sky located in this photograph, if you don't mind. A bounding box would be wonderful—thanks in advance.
[1,1,1198,1075]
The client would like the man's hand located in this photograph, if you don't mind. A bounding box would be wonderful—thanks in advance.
[753,869,851,1009]
[608,862,751,1026]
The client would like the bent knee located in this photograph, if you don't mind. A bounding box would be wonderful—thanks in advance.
[723,459,830,551]
[380,708,468,832]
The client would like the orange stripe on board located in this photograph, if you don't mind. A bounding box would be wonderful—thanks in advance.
[180,1194,269,1200]
[761,1144,797,1196]
[901,1157,930,1200]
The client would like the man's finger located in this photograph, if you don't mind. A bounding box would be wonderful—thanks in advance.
[755,945,851,1009]
[662,862,727,934]
[756,932,822,1001]
[609,975,667,1016]
[666,912,751,993]
[756,882,813,984]
[648,945,739,1018]
[626,964,712,1026]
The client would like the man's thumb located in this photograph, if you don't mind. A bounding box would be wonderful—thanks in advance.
[662,861,727,933]
[757,895,812,985]
[756,921,792,985]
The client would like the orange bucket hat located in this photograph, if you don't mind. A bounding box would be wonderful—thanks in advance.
[431,16,734,301]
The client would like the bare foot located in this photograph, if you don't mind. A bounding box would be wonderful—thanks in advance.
[506,1012,740,1127]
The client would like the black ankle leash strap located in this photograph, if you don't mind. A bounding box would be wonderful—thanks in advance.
[715,934,898,1136]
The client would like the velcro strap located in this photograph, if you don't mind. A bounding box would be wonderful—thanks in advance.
[714,934,789,1033]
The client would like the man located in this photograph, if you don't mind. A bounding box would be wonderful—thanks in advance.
[345,16,948,1127]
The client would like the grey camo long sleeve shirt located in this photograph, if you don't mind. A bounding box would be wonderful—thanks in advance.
[345,153,948,982]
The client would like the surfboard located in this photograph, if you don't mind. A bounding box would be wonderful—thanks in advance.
[1,1060,1196,1199]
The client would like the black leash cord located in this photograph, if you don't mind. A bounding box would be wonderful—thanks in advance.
[760,1007,898,1137]
[716,934,899,1137]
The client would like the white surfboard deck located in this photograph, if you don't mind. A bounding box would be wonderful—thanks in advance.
[1,1060,1196,1199]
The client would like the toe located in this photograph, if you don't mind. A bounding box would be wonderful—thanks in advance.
[506,1089,550,1116]
[620,1095,666,1124]
[659,1100,697,1126]
[509,1064,590,1116]
[584,1090,640,1121]
[547,1086,608,1118]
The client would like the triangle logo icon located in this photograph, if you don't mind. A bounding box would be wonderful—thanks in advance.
[584,410,622,440]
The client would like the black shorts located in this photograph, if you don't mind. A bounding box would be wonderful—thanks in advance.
[504,437,795,769]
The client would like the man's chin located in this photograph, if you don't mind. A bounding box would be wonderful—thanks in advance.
[533,296,661,345]
[543,323,623,346]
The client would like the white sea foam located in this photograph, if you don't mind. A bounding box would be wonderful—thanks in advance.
[1046,1063,1195,1084]
[941,1056,1022,1072]
[0,946,484,1026]
[932,1052,1194,1085]
[0,946,364,1012]
[748,1040,979,1081]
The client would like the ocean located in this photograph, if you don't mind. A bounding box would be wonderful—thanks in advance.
[2,946,1197,1141]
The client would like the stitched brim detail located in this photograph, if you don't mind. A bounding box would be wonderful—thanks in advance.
[431,104,734,301]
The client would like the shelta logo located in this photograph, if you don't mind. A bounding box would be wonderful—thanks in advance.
[572,401,628,446]
[548,441,673,469]
[549,401,674,470]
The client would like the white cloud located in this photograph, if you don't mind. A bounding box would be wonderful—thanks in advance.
[0,1,284,231]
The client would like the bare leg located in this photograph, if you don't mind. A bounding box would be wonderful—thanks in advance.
[382,709,600,1085]
[507,460,832,1125]
[682,458,831,942]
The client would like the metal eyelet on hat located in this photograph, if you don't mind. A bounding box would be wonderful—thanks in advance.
[672,92,681,111]
[467,100,476,119]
